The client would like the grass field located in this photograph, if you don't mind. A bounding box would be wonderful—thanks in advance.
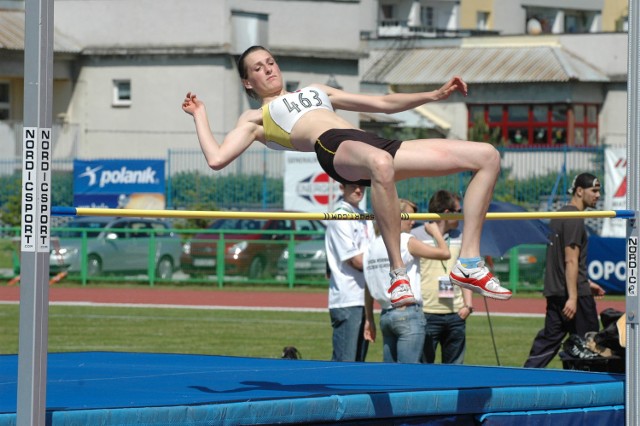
[0,303,563,369]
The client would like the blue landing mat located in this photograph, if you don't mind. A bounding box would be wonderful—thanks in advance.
[0,352,625,425]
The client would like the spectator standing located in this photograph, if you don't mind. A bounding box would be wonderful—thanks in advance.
[363,199,450,363]
[412,190,474,364]
[524,173,606,368]
[325,183,375,362]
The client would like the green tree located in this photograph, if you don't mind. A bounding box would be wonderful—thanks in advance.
[468,113,502,145]
[0,194,22,226]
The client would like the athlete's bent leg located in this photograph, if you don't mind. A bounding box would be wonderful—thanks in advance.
[393,139,510,300]
[333,141,416,307]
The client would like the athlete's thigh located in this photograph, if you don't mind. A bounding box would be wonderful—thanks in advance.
[392,139,492,180]
[332,140,387,182]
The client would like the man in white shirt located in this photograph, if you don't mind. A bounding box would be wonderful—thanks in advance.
[325,183,375,361]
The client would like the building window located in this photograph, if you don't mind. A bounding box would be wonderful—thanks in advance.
[565,11,590,33]
[421,6,434,31]
[113,79,131,107]
[467,103,599,146]
[380,5,394,20]
[525,8,556,34]
[0,82,9,120]
[477,11,489,30]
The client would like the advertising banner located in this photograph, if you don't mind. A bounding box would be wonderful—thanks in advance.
[601,147,627,237]
[588,234,626,294]
[73,159,165,209]
[284,152,368,212]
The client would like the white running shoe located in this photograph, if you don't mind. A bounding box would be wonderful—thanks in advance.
[388,272,416,308]
[449,260,512,300]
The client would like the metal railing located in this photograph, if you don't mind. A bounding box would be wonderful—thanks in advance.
[2,226,547,291]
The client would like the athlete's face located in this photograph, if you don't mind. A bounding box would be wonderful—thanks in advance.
[242,50,283,98]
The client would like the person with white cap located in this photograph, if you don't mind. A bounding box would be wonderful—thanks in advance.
[524,172,606,368]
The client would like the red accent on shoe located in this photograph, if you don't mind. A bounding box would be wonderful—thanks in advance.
[392,294,414,303]
[450,271,510,296]
[450,271,492,285]
[388,278,410,293]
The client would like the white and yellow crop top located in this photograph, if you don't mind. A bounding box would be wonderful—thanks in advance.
[262,86,334,150]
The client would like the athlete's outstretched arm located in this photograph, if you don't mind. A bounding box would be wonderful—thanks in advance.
[182,92,258,170]
[318,76,467,114]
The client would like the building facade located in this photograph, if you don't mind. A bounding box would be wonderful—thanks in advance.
[0,0,368,164]
[0,0,632,169]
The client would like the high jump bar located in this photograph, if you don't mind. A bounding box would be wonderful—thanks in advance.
[52,206,636,221]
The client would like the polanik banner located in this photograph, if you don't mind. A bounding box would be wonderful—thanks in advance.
[73,159,165,209]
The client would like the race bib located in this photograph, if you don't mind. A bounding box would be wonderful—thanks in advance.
[438,276,454,299]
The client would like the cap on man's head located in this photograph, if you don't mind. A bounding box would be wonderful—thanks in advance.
[568,173,600,194]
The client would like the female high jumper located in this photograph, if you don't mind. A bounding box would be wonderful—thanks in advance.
[182,45,511,306]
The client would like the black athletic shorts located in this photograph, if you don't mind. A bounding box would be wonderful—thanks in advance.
[313,128,403,186]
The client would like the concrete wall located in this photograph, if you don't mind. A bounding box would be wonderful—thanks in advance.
[459,0,494,30]
[54,0,226,48]
[599,84,627,147]
[49,0,366,159]
[491,0,526,35]
[559,33,627,79]
[53,0,363,54]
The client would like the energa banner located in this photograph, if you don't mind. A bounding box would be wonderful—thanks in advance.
[283,152,367,213]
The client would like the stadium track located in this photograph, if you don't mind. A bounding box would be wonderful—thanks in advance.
[0,285,626,316]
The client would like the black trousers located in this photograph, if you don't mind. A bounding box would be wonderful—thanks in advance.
[523,295,600,368]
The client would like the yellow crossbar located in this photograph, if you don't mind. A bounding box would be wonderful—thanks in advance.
[62,207,630,221]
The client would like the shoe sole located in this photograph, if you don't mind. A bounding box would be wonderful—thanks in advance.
[391,295,417,308]
[450,277,512,300]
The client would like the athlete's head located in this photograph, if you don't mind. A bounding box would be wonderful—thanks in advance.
[237,45,280,99]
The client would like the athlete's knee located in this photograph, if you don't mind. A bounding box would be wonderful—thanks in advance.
[477,143,501,172]
[368,151,395,183]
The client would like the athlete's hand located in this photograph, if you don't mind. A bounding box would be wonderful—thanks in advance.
[562,298,577,320]
[182,92,205,116]
[436,76,468,100]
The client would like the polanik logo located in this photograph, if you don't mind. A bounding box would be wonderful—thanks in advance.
[296,173,341,205]
[74,159,165,194]
[79,165,158,188]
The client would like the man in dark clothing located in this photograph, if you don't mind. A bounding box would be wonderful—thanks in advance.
[524,173,606,368]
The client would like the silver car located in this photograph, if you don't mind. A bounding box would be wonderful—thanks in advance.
[277,237,328,278]
[50,217,182,279]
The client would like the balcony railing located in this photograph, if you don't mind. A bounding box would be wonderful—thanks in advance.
[377,19,499,38]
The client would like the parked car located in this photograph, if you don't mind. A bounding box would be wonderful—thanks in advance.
[277,236,327,278]
[49,217,183,279]
[489,244,548,287]
[181,216,325,279]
